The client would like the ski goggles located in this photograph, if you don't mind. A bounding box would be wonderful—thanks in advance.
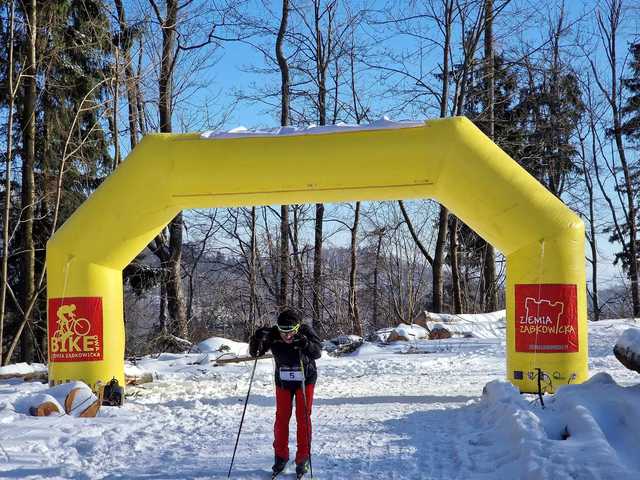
[277,323,300,335]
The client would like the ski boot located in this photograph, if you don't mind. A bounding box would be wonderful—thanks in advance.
[272,457,288,479]
[295,459,310,479]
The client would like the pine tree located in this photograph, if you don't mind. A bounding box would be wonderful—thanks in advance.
[4,0,113,362]
[608,40,640,286]
[621,42,640,141]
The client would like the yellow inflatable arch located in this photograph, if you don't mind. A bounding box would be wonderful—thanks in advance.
[46,116,588,394]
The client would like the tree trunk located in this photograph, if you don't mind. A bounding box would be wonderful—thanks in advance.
[114,0,140,150]
[159,280,167,332]
[290,206,305,310]
[598,1,639,316]
[372,229,384,329]
[109,48,121,170]
[433,207,448,312]
[276,0,290,127]
[20,0,37,363]
[167,212,187,337]
[0,0,17,366]
[279,205,289,308]
[585,119,599,320]
[313,203,324,329]
[432,0,453,313]
[249,207,259,336]
[482,0,498,312]
[276,0,290,309]
[349,202,362,336]
[158,0,175,133]
[154,0,187,338]
[449,217,462,313]
[612,128,639,316]
[312,0,329,329]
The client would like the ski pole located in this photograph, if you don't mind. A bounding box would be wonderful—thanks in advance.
[228,356,259,478]
[299,356,314,479]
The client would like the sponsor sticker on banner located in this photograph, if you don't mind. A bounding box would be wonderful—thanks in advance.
[48,297,103,362]
[515,284,578,353]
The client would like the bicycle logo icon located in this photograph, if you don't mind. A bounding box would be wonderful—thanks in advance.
[51,303,99,355]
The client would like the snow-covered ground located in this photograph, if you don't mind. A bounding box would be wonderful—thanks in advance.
[1,318,639,479]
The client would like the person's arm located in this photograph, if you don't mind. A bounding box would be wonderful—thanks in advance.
[249,326,273,357]
[294,324,322,360]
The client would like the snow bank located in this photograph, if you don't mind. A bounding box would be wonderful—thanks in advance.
[349,342,386,357]
[201,117,423,139]
[419,310,506,339]
[0,317,638,479]
[193,336,248,357]
[474,373,640,477]
[482,379,527,407]
[323,335,364,355]
[396,323,428,339]
[124,363,148,378]
[616,327,640,354]
[386,323,428,342]
[0,362,46,376]
[13,381,99,417]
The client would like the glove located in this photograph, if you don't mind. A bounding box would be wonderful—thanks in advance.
[292,334,308,350]
[250,329,270,357]
[249,341,262,358]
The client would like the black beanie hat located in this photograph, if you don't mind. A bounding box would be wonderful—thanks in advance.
[277,309,301,328]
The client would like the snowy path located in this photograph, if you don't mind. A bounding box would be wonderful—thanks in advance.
[1,321,640,479]
[120,350,503,480]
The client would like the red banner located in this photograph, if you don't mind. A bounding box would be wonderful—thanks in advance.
[515,284,578,353]
[48,297,103,362]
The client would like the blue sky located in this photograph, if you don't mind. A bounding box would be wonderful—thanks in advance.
[166,0,631,130]
[120,0,636,289]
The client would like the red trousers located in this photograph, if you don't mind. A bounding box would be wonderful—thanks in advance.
[274,384,315,464]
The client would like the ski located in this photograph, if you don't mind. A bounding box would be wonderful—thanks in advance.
[271,469,285,479]
[295,460,310,479]
[271,464,287,479]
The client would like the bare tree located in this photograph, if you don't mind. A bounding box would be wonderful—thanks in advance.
[449,0,486,314]
[481,0,497,311]
[370,226,386,328]
[348,202,362,335]
[288,0,341,327]
[18,0,37,362]
[147,0,188,339]
[0,0,18,365]
[589,0,639,316]
[145,0,244,338]
[114,0,142,150]
[276,0,291,308]
[373,0,456,312]
[577,77,603,320]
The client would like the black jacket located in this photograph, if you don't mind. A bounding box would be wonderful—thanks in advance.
[249,324,322,389]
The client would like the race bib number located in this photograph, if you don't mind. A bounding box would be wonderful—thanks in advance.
[279,367,303,382]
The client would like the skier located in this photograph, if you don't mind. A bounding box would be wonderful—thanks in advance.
[249,309,322,479]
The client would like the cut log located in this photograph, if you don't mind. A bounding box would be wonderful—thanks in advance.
[29,401,60,417]
[78,398,102,417]
[64,388,81,414]
[125,372,154,385]
[64,386,102,417]
[429,324,452,340]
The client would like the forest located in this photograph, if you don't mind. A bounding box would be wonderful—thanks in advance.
[0,0,638,365]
